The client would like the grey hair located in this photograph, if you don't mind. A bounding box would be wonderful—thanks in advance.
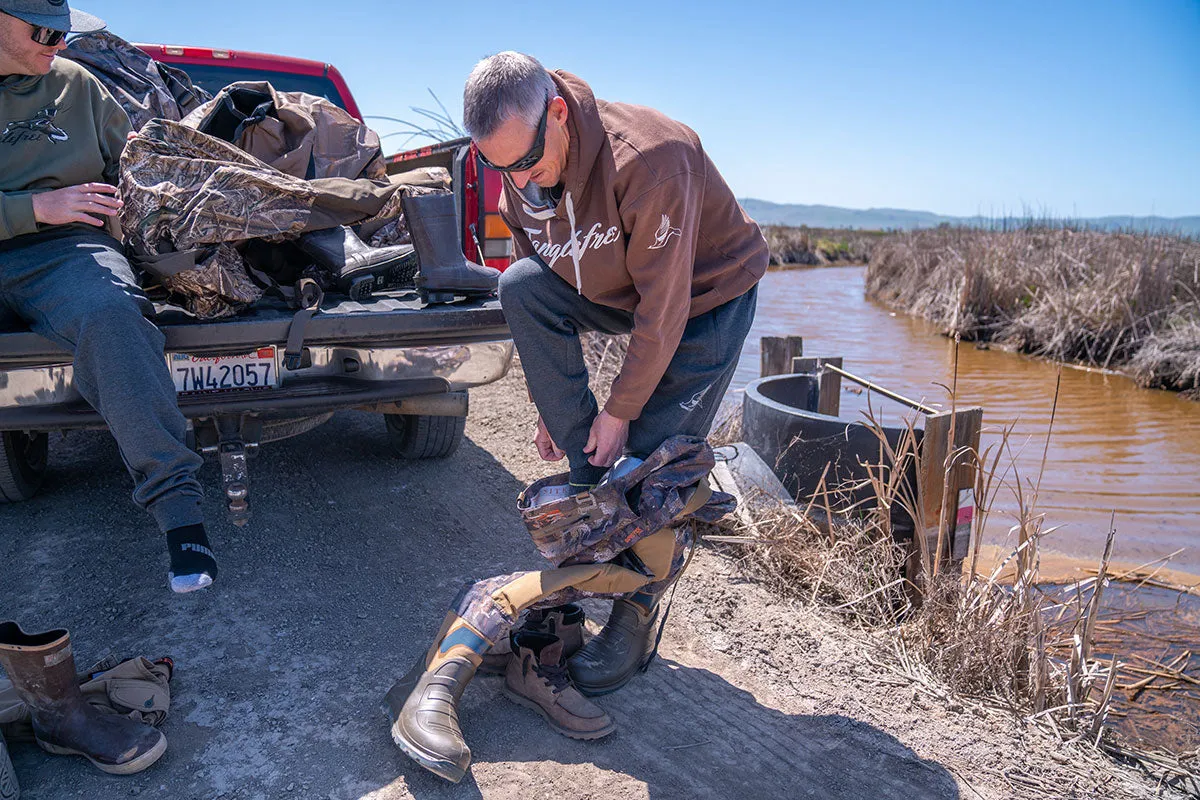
[463,51,557,140]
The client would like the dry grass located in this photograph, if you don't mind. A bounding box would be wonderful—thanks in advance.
[866,227,1200,394]
[763,225,884,266]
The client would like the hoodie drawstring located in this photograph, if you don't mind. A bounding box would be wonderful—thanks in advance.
[522,191,585,295]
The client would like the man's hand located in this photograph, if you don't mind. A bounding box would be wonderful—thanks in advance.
[31,183,122,228]
[584,410,630,468]
[534,415,565,462]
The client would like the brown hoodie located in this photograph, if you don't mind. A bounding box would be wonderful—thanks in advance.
[498,71,768,421]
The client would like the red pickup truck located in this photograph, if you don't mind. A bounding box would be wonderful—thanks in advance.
[0,44,514,525]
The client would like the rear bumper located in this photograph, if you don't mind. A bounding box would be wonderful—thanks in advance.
[0,339,513,432]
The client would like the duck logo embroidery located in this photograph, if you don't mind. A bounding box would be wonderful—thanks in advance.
[1,106,69,145]
[648,214,682,250]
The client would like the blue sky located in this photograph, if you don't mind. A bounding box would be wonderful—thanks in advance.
[91,0,1198,218]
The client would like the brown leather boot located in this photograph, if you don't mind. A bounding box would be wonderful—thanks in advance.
[503,631,614,740]
[479,603,585,675]
[384,613,491,783]
[0,622,166,775]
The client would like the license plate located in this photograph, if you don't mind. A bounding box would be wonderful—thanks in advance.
[170,347,280,395]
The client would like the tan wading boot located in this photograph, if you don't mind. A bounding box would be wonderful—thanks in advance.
[503,631,614,740]
[383,613,492,783]
[479,603,586,675]
[0,623,166,776]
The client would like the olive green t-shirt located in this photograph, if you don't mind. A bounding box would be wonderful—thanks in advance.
[0,57,131,241]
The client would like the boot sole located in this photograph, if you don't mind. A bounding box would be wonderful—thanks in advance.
[389,719,468,784]
[37,730,166,775]
[501,687,615,740]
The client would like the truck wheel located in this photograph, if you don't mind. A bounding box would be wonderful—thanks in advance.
[384,414,465,459]
[0,430,49,503]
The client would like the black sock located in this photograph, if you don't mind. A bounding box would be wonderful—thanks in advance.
[166,524,218,592]
[569,464,607,493]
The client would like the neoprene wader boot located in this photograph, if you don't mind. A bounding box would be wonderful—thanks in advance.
[0,622,166,776]
[567,590,661,697]
[383,613,492,783]
[400,192,500,305]
[0,728,17,800]
[504,631,613,740]
[479,603,585,675]
[296,225,417,301]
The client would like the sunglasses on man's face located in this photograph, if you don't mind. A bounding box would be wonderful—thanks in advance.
[478,99,550,173]
[30,24,68,47]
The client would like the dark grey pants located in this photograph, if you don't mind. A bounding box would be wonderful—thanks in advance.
[499,256,757,473]
[0,229,204,531]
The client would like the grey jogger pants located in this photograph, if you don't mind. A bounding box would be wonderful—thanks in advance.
[499,255,758,474]
[0,228,204,531]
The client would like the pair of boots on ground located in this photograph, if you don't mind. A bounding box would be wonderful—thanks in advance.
[296,191,499,304]
[0,622,167,780]
[386,591,663,784]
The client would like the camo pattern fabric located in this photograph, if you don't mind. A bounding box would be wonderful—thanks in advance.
[180,82,387,182]
[519,435,734,567]
[62,31,211,131]
[119,119,421,317]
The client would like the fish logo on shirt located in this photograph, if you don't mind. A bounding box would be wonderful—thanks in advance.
[1,106,69,145]
[648,214,682,250]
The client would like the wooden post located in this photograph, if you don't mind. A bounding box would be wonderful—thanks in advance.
[790,356,844,416]
[907,407,984,591]
[761,336,803,377]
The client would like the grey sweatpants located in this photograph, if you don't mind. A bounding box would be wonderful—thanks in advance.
[0,229,204,531]
[499,255,757,474]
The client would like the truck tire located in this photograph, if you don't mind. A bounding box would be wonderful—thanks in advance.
[0,430,48,503]
[384,414,464,459]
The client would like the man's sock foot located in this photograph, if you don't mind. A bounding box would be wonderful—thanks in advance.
[166,524,218,594]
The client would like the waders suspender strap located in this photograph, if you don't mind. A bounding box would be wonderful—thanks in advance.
[282,278,323,370]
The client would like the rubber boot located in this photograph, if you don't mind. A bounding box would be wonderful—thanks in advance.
[401,192,500,305]
[0,728,17,800]
[567,590,661,697]
[296,225,417,301]
[479,603,585,675]
[0,622,166,776]
[503,631,613,740]
[383,613,492,783]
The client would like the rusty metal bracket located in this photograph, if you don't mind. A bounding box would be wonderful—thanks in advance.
[195,414,262,527]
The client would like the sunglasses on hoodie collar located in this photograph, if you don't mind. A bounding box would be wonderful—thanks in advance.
[478,95,551,173]
[1,11,67,47]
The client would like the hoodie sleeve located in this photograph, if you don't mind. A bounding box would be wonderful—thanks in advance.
[0,191,39,241]
[605,167,705,420]
[91,79,132,185]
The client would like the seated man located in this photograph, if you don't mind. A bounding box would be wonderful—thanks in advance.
[0,0,216,592]
[464,52,768,694]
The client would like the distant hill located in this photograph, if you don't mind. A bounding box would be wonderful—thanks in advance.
[739,198,1200,237]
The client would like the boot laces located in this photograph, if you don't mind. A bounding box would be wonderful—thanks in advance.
[534,661,572,694]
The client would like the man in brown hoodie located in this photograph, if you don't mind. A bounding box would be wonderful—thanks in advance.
[463,52,768,697]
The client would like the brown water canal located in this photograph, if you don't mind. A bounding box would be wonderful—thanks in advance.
[729,265,1200,576]
[726,265,1200,752]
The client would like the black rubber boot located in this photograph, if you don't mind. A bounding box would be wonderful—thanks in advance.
[296,225,417,301]
[567,592,660,697]
[401,192,500,305]
[0,622,166,775]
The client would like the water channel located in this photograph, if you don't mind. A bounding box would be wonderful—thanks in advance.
[728,265,1200,577]
[723,265,1200,751]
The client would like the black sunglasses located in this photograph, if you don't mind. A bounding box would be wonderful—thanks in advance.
[478,97,550,173]
[30,24,68,47]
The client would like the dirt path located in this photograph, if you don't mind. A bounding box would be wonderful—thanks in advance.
[0,366,1176,800]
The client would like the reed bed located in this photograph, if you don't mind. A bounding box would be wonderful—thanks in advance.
[763,225,882,266]
[866,227,1200,396]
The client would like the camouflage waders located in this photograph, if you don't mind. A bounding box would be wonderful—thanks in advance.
[385,435,732,783]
